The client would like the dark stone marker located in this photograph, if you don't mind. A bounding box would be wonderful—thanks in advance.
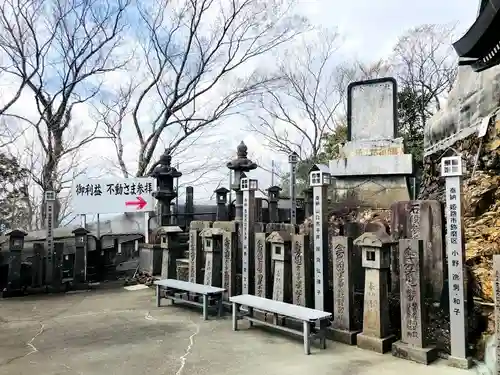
[329,236,360,344]
[392,239,437,365]
[255,232,272,299]
[291,234,313,307]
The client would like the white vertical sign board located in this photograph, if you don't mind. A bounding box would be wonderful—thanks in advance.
[72,178,156,215]
[441,156,467,360]
[289,153,298,225]
[241,179,250,295]
[313,186,325,310]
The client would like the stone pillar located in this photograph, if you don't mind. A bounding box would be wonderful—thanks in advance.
[392,239,437,364]
[188,221,211,283]
[441,156,471,369]
[390,200,444,301]
[185,186,194,229]
[45,190,56,284]
[267,186,281,223]
[4,229,27,292]
[72,228,89,283]
[214,187,230,221]
[241,177,258,294]
[213,221,238,300]
[291,233,312,307]
[330,236,360,345]
[200,228,224,287]
[289,152,299,225]
[255,231,272,299]
[267,231,292,303]
[151,150,182,226]
[493,255,500,375]
[159,226,184,279]
[304,187,313,218]
[309,164,330,312]
[355,232,396,353]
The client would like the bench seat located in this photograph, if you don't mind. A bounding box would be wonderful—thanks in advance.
[230,294,332,355]
[154,279,226,320]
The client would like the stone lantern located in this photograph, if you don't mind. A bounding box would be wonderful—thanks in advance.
[72,227,89,283]
[226,141,257,222]
[158,225,184,279]
[267,185,281,223]
[214,187,230,220]
[354,231,396,353]
[4,229,27,292]
[151,149,182,226]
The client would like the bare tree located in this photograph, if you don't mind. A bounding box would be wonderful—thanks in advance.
[390,23,458,127]
[0,0,131,224]
[249,30,346,161]
[94,0,307,179]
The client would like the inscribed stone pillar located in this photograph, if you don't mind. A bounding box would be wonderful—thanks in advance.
[289,151,299,225]
[330,236,360,344]
[266,231,292,303]
[200,227,223,287]
[241,177,258,295]
[255,231,272,299]
[291,234,312,307]
[355,232,396,354]
[188,221,211,283]
[392,239,437,365]
[213,221,238,300]
[390,200,444,301]
[160,226,184,279]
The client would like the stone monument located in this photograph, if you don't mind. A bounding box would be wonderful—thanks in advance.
[241,177,258,294]
[289,151,299,225]
[267,185,281,223]
[329,236,360,345]
[199,227,224,287]
[255,230,272,299]
[266,231,292,303]
[291,233,313,307]
[159,225,184,279]
[213,221,238,299]
[355,231,396,353]
[441,156,471,369]
[309,163,330,312]
[45,190,56,284]
[329,78,413,208]
[188,221,211,283]
[392,239,438,364]
[214,187,230,221]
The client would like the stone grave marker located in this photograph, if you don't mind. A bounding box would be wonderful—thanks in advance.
[266,231,292,303]
[241,177,258,294]
[392,239,437,365]
[159,225,184,279]
[188,221,211,283]
[291,233,312,307]
[213,221,238,300]
[255,231,272,299]
[330,236,360,344]
[289,151,299,225]
[199,227,224,287]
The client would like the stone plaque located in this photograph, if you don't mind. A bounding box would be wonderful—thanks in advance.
[255,232,271,299]
[188,229,203,283]
[332,236,354,331]
[292,234,312,307]
[222,231,237,299]
[273,260,285,301]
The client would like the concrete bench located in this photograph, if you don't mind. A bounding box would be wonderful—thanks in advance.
[154,279,226,320]
[230,294,332,355]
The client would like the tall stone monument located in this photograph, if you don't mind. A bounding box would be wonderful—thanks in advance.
[266,231,292,303]
[289,151,299,225]
[188,221,211,284]
[441,156,471,369]
[213,221,238,299]
[45,190,56,284]
[355,231,396,353]
[200,227,224,287]
[329,78,413,208]
[241,177,258,295]
[392,239,438,365]
[309,164,330,312]
[291,233,312,307]
[255,230,272,299]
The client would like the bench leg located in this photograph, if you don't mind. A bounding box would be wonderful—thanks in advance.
[156,285,161,307]
[232,302,238,331]
[303,321,311,355]
[248,307,254,327]
[217,295,223,317]
[202,294,209,321]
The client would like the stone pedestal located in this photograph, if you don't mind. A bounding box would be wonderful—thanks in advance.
[329,236,360,345]
[355,232,396,354]
[255,232,272,299]
[291,234,313,307]
[213,221,238,300]
[139,244,162,276]
[392,239,437,365]
[188,221,211,283]
[267,231,292,303]
[159,226,184,279]
[200,228,224,287]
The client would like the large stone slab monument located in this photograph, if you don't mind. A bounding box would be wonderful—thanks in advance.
[188,221,211,284]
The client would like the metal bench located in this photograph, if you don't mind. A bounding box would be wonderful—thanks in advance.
[154,279,226,320]
[230,294,332,355]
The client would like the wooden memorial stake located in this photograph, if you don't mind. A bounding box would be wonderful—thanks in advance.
[355,231,396,353]
[188,221,211,284]
[289,152,299,225]
[493,255,500,375]
[330,236,360,344]
[200,228,224,287]
[392,239,437,364]
[291,234,312,307]
[441,156,472,369]
[309,164,331,312]
[241,177,258,294]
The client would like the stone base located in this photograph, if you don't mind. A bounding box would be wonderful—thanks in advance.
[447,355,473,369]
[391,341,438,365]
[357,333,396,354]
[327,327,360,345]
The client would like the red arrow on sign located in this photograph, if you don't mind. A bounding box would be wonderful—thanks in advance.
[125,196,147,210]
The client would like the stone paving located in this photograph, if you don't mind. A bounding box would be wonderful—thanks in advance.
[0,287,473,375]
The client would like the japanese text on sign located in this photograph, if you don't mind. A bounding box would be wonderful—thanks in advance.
[75,182,153,196]
[313,188,324,309]
[242,194,249,293]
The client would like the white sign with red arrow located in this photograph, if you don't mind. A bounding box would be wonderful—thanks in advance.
[71,177,157,215]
